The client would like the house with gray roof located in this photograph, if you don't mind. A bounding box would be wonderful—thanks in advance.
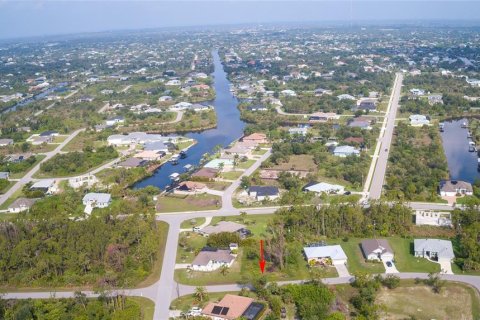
[333,145,360,157]
[414,239,455,261]
[8,197,39,213]
[199,221,250,238]
[0,139,14,147]
[361,239,394,261]
[117,157,148,168]
[191,248,235,271]
[439,180,473,197]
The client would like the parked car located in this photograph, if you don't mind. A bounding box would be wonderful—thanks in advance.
[386,261,392,267]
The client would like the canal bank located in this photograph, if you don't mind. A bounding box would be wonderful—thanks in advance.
[134,50,246,190]
[440,118,480,184]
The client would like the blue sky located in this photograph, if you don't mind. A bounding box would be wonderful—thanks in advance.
[1,1,480,39]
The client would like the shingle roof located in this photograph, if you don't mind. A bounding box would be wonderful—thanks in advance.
[248,186,279,197]
[200,221,246,235]
[414,239,455,260]
[361,239,394,256]
[192,248,234,266]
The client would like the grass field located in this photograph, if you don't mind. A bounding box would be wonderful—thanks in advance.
[270,154,317,172]
[388,237,440,273]
[62,133,107,152]
[219,170,243,180]
[129,297,155,320]
[177,232,208,263]
[180,217,206,229]
[210,214,274,239]
[156,193,221,213]
[236,159,256,169]
[376,281,479,320]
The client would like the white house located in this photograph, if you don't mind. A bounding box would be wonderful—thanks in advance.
[68,174,98,189]
[410,88,425,96]
[361,239,394,261]
[439,180,473,197]
[169,102,192,111]
[333,145,360,157]
[303,245,348,265]
[105,116,125,126]
[191,248,235,271]
[409,114,430,126]
[289,127,308,136]
[30,179,58,194]
[82,193,111,208]
[304,182,345,194]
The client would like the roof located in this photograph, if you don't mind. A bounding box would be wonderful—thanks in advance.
[192,167,219,179]
[200,221,246,235]
[440,180,473,193]
[8,197,38,210]
[143,141,169,151]
[83,193,111,203]
[414,239,455,259]
[134,150,163,158]
[39,130,57,137]
[361,239,394,256]
[118,157,146,168]
[192,248,234,266]
[243,132,267,141]
[178,181,206,190]
[304,182,344,193]
[334,145,359,154]
[31,179,55,189]
[248,186,279,197]
[303,245,347,261]
[202,294,254,320]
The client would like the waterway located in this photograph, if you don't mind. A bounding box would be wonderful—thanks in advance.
[440,118,479,183]
[134,50,246,190]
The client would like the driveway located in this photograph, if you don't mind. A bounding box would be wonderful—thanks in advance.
[383,260,399,273]
[439,259,453,274]
[334,263,351,277]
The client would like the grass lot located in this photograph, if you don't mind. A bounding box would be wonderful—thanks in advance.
[376,281,480,320]
[177,233,208,263]
[180,217,206,229]
[270,154,317,172]
[0,213,18,221]
[252,149,268,156]
[219,170,243,180]
[388,237,440,273]
[170,291,240,312]
[236,159,256,169]
[9,155,46,179]
[156,193,221,213]
[129,297,155,320]
[62,133,107,152]
[204,181,230,191]
[336,239,385,274]
[33,156,116,179]
[52,135,68,144]
[136,221,169,288]
[177,139,196,151]
[0,181,15,194]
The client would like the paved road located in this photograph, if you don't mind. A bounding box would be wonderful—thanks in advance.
[0,128,85,207]
[367,73,403,200]
[221,149,272,211]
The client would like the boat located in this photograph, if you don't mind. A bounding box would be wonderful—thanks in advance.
[169,155,180,165]
[184,164,193,172]
[469,144,477,152]
[468,131,472,138]
[179,150,187,159]
[439,123,445,132]
[169,172,180,181]
[461,121,468,128]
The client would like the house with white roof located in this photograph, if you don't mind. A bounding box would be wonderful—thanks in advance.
[82,192,111,214]
[107,132,177,146]
[303,182,345,194]
[409,114,430,126]
[303,245,348,265]
[288,127,308,136]
[337,94,356,101]
[30,179,58,194]
[333,145,360,157]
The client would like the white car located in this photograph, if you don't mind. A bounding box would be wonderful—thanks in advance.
[188,307,202,316]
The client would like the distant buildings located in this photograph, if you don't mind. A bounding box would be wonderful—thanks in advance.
[107,132,177,146]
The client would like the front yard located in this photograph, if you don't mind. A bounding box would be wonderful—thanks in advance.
[156,193,221,213]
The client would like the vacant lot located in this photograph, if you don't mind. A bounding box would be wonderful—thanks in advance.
[270,154,317,172]
[377,282,478,320]
[156,193,221,213]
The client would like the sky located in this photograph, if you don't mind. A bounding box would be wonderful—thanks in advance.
[1,1,480,39]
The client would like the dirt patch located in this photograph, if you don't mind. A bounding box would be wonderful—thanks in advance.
[376,284,473,320]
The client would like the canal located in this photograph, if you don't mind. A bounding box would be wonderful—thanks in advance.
[134,50,246,190]
[440,118,479,183]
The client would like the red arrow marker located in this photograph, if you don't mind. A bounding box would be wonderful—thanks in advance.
[259,240,266,273]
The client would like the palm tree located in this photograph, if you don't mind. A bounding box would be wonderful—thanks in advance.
[194,286,208,302]
[220,265,230,277]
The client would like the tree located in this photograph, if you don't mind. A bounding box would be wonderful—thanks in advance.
[219,265,229,277]
[381,274,400,289]
[194,286,208,302]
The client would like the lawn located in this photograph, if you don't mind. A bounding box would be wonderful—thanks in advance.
[236,159,256,169]
[177,232,208,263]
[0,181,15,194]
[376,281,480,320]
[52,135,69,144]
[204,181,230,191]
[388,237,440,273]
[336,239,385,274]
[219,170,243,180]
[129,297,155,320]
[180,217,206,229]
[156,193,221,213]
[270,154,317,172]
[210,214,274,239]
[176,139,196,151]
[62,133,107,152]
[252,149,268,156]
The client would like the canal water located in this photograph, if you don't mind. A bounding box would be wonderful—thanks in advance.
[134,50,246,190]
[440,118,479,183]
